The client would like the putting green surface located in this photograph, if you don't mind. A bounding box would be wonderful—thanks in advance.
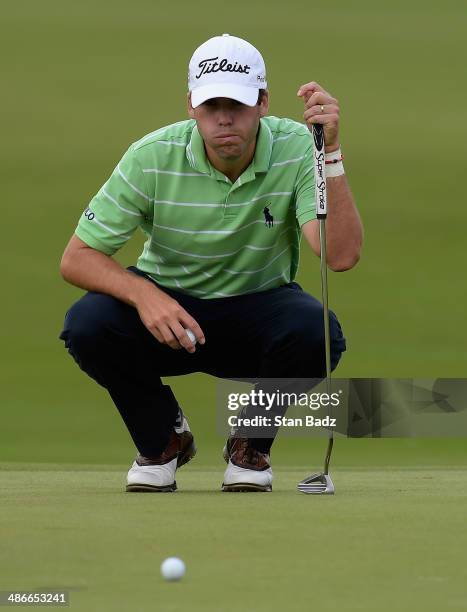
[1,464,466,612]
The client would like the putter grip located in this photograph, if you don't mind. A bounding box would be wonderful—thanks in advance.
[312,124,327,219]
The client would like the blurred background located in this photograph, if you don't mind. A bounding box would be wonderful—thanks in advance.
[2,0,466,467]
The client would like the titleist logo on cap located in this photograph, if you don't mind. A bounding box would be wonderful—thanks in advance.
[195,56,251,79]
[188,35,267,108]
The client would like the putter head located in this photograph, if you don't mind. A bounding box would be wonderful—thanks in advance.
[297,472,335,495]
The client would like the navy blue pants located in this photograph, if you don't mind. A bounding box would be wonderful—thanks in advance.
[59,266,346,456]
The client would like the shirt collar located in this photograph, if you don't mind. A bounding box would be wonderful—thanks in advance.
[186,118,273,178]
[253,118,273,174]
[186,124,211,175]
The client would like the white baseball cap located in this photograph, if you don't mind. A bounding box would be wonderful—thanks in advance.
[188,34,267,108]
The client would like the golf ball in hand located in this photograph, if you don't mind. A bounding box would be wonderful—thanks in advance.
[185,328,197,345]
[161,557,186,581]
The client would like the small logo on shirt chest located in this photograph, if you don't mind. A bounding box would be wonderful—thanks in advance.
[263,205,274,228]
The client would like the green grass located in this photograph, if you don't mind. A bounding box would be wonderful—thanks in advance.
[1,0,466,465]
[1,464,467,612]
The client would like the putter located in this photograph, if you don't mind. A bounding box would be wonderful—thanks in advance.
[297,123,335,495]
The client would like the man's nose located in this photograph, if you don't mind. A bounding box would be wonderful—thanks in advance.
[217,109,233,125]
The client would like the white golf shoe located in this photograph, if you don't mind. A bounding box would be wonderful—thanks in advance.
[222,437,273,492]
[126,457,178,492]
[126,412,196,493]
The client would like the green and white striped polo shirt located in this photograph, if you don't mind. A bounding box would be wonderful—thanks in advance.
[75,115,316,298]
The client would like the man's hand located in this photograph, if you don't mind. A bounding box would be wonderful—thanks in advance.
[134,282,206,354]
[60,236,206,354]
[297,81,340,152]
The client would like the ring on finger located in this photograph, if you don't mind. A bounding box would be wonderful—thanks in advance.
[320,104,325,113]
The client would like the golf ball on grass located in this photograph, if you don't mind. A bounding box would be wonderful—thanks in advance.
[161,557,186,581]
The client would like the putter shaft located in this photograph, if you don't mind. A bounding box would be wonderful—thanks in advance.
[320,218,334,475]
[297,124,335,495]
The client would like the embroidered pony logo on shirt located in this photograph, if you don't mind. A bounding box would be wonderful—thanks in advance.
[263,205,274,228]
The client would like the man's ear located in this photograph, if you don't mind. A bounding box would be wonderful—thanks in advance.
[187,92,195,119]
[259,90,269,118]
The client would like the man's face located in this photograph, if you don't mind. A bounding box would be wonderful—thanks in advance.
[188,94,269,161]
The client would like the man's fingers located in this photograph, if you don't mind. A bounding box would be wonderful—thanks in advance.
[158,323,182,350]
[179,314,206,346]
[297,81,326,98]
[137,296,205,352]
[303,114,339,126]
[304,104,339,117]
[147,326,165,345]
[172,322,197,353]
[303,107,339,124]
[302,92,336,109]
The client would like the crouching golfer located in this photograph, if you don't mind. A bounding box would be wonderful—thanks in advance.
[59,34,362,492]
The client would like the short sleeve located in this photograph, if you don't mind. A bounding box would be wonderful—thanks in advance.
[294,143,316,228]
[75,145,149,255]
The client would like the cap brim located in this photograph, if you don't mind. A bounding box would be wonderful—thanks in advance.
[191,84,259,108]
